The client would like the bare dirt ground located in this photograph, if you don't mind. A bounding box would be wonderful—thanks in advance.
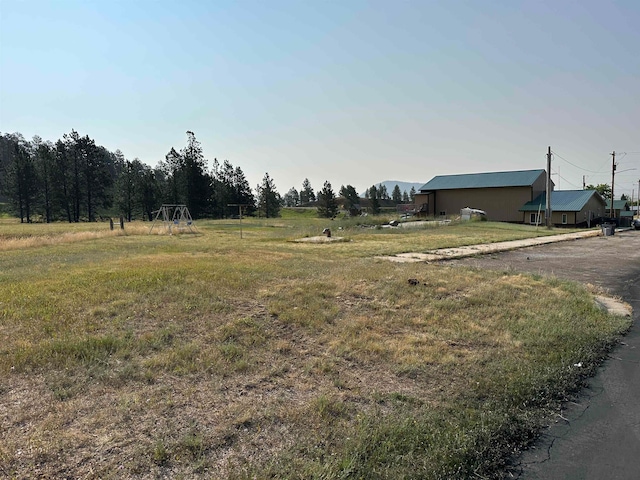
[445,229,640,480]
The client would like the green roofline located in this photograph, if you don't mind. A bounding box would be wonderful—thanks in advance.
[419,169,546,192]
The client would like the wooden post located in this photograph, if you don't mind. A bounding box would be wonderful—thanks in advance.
[228,204,250,239]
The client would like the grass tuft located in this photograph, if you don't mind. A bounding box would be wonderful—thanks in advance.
[0,218,626,479]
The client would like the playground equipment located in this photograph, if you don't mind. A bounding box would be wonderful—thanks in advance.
[149,204,196,234]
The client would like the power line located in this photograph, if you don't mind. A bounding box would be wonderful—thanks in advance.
[551,168,582,189]
[551,150,608,174]
[558,174,581,189]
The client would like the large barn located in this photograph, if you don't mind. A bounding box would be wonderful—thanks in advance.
[414,169,550,222]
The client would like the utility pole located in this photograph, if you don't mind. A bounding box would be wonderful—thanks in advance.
[610,151,616,219]
[583,175,586,189]
[546,146,552,227]
[637,179,640,220]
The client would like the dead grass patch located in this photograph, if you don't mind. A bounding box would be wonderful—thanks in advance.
[0,221,629,479]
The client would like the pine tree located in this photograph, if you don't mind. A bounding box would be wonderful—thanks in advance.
[317,180,338,218]
[379,184,389,200]
[137,163,161,221]
[33,136,56,223]
[257,173,281,218]
[283,187,299,207]
[392,184,402,203]
[0,133,38,223]
[233,166,256,216]
[161,147,184,205]
[181,131,210,218]
[53,139,73,222]
[339,184,360,215]
[300,178,315,204]
[115,158,137,221]
[369,185,380,214]
[217,159,236,218]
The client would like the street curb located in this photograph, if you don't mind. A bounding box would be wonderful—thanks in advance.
[378,229,603,263]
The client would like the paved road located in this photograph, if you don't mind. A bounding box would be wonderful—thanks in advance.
[447,230,640,480]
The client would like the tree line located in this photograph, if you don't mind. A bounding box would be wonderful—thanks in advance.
[0,130,417,223]
[0,130,263,223]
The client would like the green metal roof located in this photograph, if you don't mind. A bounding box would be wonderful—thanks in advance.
[605,199,629,210]
[419,169,546,192]
[520,190,605,212]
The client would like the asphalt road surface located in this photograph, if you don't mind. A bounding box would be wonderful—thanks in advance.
[448,229,640,480]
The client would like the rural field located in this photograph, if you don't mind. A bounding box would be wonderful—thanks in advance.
[0,214,631,479]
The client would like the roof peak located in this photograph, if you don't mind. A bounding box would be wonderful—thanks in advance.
[433,168,545,178]
[420,169,547,191]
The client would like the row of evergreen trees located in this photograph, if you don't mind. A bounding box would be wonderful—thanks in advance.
[0,130,271,223]
[0,129,418,223]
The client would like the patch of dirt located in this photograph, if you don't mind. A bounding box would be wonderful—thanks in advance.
[292,235,349,243]
[594,295,632,317]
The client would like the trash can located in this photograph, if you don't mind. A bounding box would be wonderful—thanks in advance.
[601,223,615,236]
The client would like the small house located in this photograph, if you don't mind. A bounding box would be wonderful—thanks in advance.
[520,190,606,227]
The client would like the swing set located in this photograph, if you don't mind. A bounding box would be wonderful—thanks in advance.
[149,204,196,234]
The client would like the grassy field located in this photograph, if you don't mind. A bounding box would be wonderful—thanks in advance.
[0,216,630,479]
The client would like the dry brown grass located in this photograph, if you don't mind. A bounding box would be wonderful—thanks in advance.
[0,222,155,251]
[0,219,628,479]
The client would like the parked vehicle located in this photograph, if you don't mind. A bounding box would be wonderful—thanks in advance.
[632,219,640,230]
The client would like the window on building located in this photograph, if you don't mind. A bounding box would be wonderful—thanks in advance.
[562,213,568,224]
[530,213,539,224]
[439,211,446,217]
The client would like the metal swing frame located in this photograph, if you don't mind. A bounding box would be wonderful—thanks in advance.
[149,204,196,234]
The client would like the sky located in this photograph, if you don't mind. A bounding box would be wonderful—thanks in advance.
[1,0,639,198]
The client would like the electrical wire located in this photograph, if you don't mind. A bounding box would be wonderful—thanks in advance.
[551,150,609,174]
[551,169,582,189]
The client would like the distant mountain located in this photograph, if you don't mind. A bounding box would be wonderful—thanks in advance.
[360,180,425,197]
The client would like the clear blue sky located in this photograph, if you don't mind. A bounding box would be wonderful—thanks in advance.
[1,0,639,197]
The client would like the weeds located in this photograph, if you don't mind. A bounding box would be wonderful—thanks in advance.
[0,218,627,479]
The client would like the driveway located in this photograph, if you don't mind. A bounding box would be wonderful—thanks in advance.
[446,230,640,480]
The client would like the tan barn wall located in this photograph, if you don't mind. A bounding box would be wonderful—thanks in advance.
[531,174,548,199]
[413,193,431,214]
[434,186,533,222]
